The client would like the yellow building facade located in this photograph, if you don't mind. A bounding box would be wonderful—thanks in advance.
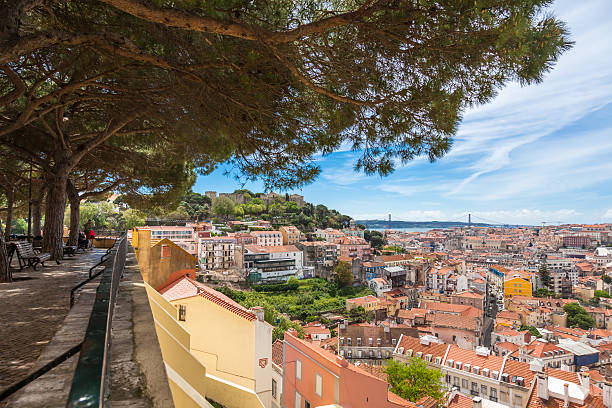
[504,276,533,298]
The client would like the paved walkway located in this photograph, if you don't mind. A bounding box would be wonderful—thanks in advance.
[0,249,105,389]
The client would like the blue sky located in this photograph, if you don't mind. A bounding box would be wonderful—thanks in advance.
[194,0,612,225]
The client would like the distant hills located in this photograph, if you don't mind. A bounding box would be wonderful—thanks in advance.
[356,220,493,229]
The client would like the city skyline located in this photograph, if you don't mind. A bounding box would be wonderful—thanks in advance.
[194,0,612,226]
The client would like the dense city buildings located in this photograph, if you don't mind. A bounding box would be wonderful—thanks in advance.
[130,215,612,408]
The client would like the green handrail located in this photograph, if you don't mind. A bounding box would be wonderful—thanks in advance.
[66,233,127,408]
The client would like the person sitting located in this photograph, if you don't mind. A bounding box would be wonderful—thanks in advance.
[78,231,88,250]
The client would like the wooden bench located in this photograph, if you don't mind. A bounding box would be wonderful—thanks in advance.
[12,241,54,271]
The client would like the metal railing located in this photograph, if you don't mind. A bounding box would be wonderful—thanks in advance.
[69,242,117,308]
[66,233,127,407]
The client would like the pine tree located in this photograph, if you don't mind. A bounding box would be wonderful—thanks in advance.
[539,262,551,290]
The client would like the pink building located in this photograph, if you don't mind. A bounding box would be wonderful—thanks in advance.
[282,330,416,408]
[338,236,372,261]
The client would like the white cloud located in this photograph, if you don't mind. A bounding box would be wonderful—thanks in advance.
[604,209,612,219]
[441,0,612,195]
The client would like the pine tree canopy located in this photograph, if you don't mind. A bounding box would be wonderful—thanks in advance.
[1,0,572,189]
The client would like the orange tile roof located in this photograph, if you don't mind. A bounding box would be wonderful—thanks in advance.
[159,276,256,321]
[432,314,477,331]
[447,392,474,408]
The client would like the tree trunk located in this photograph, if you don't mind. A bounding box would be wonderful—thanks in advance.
[0,215,10,282]
[32,189,44,237]
[42,171,68,261]
[66,179,79,247]
[4,188,14,241]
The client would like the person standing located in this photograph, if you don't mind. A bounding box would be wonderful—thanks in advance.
[88,229,95,249]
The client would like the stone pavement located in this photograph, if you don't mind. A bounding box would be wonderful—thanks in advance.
[0,248,105,389]
[3,277,100,407]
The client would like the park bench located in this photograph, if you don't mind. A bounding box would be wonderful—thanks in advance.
[12,241,54,271]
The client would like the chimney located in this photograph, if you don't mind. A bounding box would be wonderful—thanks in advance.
[537,373,549,400]
[472,396,482,408]
[603,382,612,408]
[579,367,590,396]
[249,306,264,322]
[336,355,349,368]
[563,383,569,408]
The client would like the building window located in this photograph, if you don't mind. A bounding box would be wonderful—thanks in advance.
[272,379,277,399]
[490,388,497,401]
[462,379,468,390]
[357,338,362,346]
[454,377,460,387]
[161,245,170,258]
[481,385,487,395]
[315,373,323,397]
[295,391,302,408]
[178,305,186,321]
[471,382,478,396]
[347,338,352,346]
[296,359,302,380]
[305,401,310,408]
[392,338,397,345]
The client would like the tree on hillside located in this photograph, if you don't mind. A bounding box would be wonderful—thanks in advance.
[180,191,212,220]
[602,275,612,284]
[118,209,146,231]
[520,325,542,338]
[365,230,386,249]
[385,358,445,404]
[335,261,353,288]
[539,262,551,290]
[534,288,555,298]
[213,197,235,221]
[563,303,595,330]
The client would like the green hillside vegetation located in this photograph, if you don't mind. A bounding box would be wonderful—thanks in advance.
[136,189,353,232]
[217,278,374,341]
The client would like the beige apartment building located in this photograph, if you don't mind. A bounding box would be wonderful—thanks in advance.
[393,335,600,408]
[279,225,302,245]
